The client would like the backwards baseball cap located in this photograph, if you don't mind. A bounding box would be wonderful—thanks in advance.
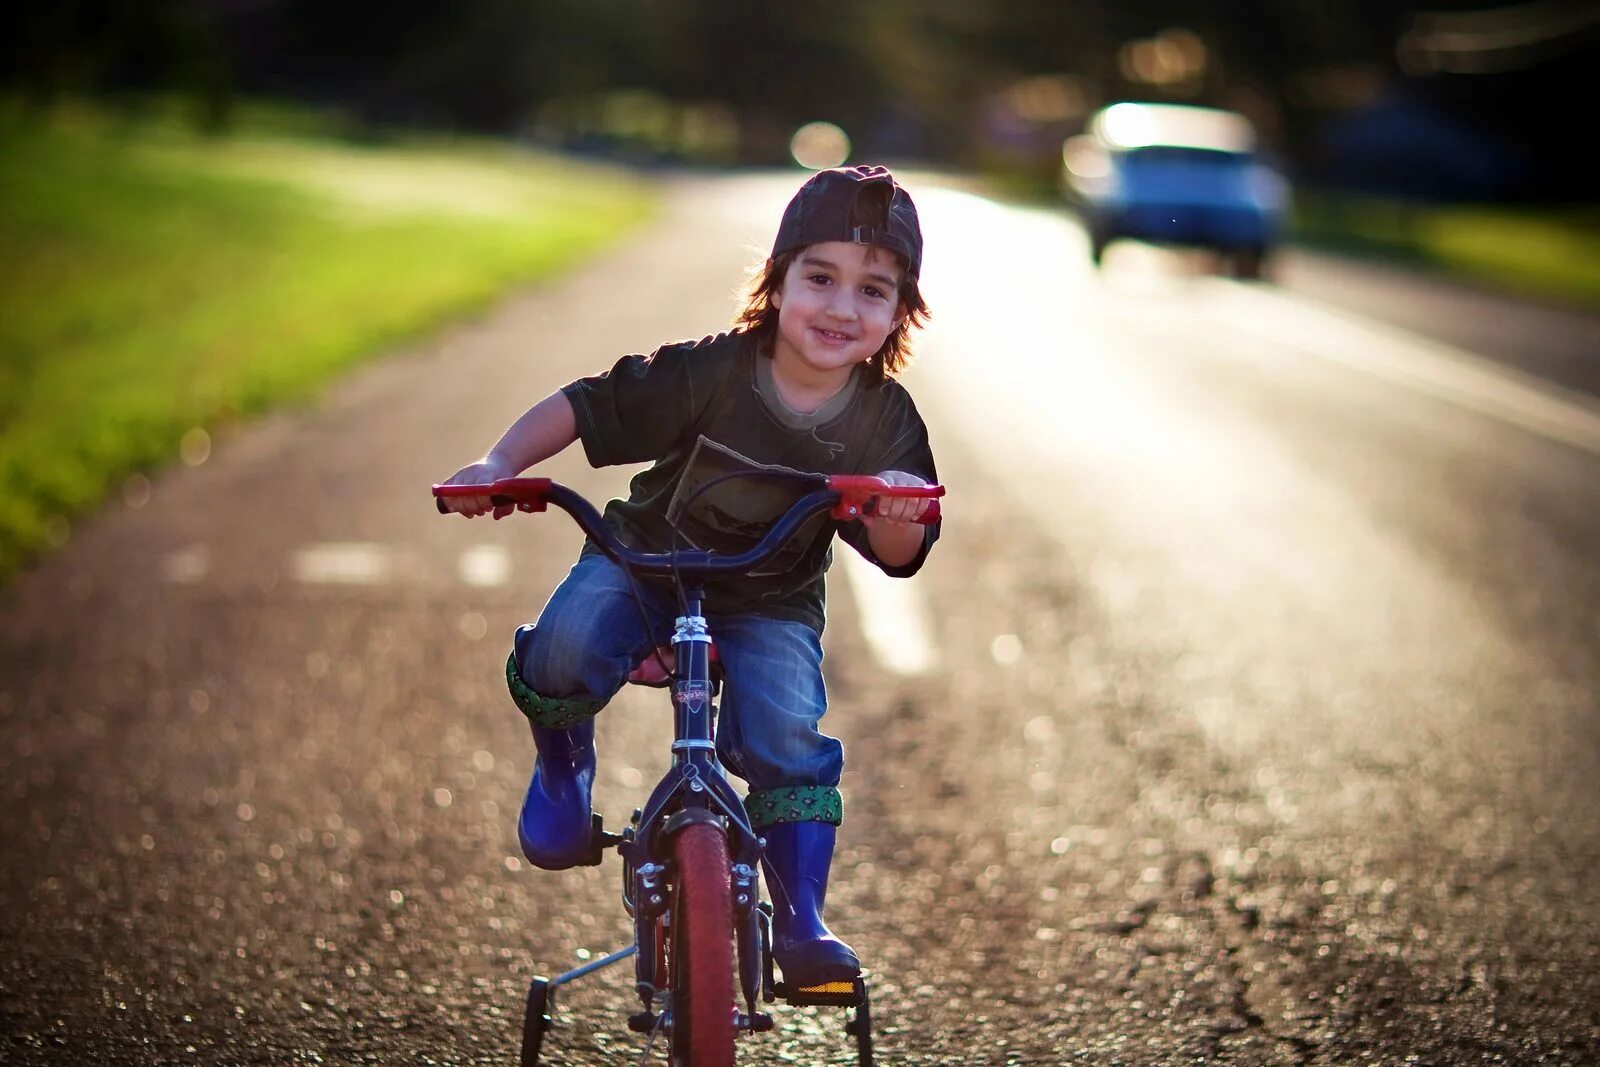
[772,165,923,279]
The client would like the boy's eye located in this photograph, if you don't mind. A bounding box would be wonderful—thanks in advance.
[862,286,886,300]
[808,273,832,285]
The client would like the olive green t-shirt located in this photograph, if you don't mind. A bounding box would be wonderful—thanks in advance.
[561,330,939,631]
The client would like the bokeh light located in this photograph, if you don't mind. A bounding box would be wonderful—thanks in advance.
[790,121,851,169]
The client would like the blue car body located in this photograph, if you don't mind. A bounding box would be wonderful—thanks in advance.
[1063,103,1289,276]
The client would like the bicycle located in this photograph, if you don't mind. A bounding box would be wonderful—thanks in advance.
[433,473,943,1066]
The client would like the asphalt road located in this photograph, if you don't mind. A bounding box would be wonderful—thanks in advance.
[2,173,1598,1065]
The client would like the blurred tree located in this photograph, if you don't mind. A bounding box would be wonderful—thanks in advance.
[2,0,233,129]
[2,0,1589,196]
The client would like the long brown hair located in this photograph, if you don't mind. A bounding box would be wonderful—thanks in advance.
[732,247,930,382]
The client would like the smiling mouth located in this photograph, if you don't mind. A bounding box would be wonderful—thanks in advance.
[813,327,854,343]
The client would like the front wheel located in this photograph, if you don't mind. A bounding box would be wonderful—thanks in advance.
[669,822,736,1067]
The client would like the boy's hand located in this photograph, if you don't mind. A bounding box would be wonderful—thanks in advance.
[860,469,931,528]
[438,458,515,517]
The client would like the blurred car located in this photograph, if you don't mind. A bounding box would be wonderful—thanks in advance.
[1061,102,1290,278]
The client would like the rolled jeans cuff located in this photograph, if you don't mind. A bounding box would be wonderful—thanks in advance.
[506,653,604,729]
[744,786,843,829]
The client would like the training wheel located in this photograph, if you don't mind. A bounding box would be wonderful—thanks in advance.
[521,977,552,1066]
[841,977,873,1066]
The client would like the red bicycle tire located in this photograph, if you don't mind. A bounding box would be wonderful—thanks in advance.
[670,822,736,1067]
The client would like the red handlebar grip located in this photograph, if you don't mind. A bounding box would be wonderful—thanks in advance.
[825,476,944,524]
[433,478,552,515]
[865,496,940,524]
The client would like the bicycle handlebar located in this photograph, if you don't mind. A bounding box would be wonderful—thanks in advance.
[432,475,943,579]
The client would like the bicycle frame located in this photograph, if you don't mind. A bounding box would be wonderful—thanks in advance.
[618,579,769,1030]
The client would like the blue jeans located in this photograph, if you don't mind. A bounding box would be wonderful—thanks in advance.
[513,553,843,792]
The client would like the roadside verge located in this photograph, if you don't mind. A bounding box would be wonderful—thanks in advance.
[0,107,657,583]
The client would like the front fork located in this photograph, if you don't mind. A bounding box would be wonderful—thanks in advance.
[620,602,772,1028]
[623,808,770,1025]
[732,859,764,1013]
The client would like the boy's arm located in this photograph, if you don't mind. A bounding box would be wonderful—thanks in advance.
[859,469,934,568]
[842,381,939,575]
[438,390,577,516]
[483,389,578,474]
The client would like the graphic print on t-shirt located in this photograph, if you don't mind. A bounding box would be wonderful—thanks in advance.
[664,436,832,577]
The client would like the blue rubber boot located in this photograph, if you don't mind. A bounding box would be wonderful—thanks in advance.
[762,821,860,987]
[516,717,597,871]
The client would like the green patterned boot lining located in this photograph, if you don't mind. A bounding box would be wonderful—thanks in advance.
[744,786,843,829]
[505,653,603,729]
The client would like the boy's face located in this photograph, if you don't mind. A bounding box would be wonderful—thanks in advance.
[770,241,906,380]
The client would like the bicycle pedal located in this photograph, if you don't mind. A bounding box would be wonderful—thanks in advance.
[775,978,862,1006]
[576,814,624,867]
[798,981,855,994]
[626,1011,658,1033]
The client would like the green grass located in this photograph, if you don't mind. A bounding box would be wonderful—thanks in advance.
[0,103,657,581]
[1290,194,1600,310]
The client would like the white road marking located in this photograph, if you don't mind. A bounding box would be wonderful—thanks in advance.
[458,544,511,587]
[291,542,395,585]
[1205,281,1600,457]
[837,549,937,675]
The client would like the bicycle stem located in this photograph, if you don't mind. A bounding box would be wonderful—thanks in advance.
[669,587,717,763]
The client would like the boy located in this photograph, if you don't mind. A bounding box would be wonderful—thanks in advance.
[439,165,939,986]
